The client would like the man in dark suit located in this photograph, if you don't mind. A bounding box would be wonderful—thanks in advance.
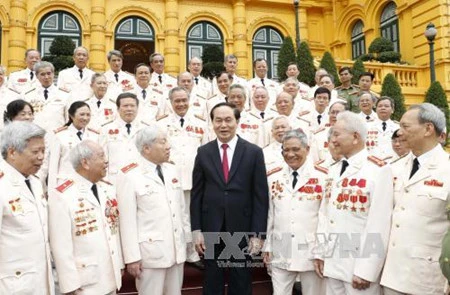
[191,102,269,295]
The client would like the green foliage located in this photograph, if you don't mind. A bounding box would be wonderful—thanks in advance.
[277,37,296,82]
[201,45,225,80]
[42,36,76,73]
[380,73,406,121]
[368,37,394,54]
[296,41,316,86]
[359,53,373,62]
[319,51,340,87]
[424,81,450,144]
[378,51,401,63]
[351,58,366,85]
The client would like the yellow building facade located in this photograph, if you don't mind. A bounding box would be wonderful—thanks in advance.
[0,0,449,101]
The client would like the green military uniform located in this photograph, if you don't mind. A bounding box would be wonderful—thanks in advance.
[335,84,360,112]
[439,206,450,282]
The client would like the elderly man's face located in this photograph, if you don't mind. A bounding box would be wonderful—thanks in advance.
[73,48,89,69]
[331,120,358,158]
[37,67,54,88]
[272,118,291,143]
[398,109,433,152]
[8,137,45,177]
[282,137,309,171]
[178,73,193,92]
[26,51,41,70]
[85,144,108,181]
[144,134,170,165]
[171,90,190,117]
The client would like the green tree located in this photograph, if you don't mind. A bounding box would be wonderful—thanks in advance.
[319,51,340,87]
[380,73,406,121]
[424,81,450,145]
[351,58,366,85]
[42,36,75,73]
[296,41,315,86]
[367,37,401,63]
[276,36,296,82]
[201,45,225,79]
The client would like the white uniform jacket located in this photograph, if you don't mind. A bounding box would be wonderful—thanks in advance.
[57,66,95,102]
[85,96,117,130]
[48,124,100,189]
[8,68,38,94]
[133,85,166,122]
[381,145,450,295]
[99,118,148,182]
[320,149,393,284]
[116,158,190,268]
[157,113,208,190]
[264,163,327,271]
[48,174,123,295]
[23,84,69,132]
[366,119,399,160]
[0,161,54,295]
[104,70,136,100]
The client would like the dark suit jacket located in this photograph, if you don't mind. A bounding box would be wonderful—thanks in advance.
[190,136,269,235]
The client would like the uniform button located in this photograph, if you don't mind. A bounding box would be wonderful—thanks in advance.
[174,229,177,232]
[291,234,295,238]
[392,242,395,247]
[401,206,405,211]
[396,224,399,228]
[81,264,86,268]
[428,256,432,262]
[15,271,21,276]
[170,201,172,204]
[330,220,334,224]
[405,188,409,193]
[111,251,114,255]
[149,238,153,242]
[173,214,175,217]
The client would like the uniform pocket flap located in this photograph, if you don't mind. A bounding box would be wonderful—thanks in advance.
[411,246,440,262]
[139,232,164,243]
[0,262,36,279]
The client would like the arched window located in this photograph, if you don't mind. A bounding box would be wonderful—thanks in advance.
[186,21,223,65]
[38,11,81,57]
[252,26,283,79]
[380,2,399,52]
[114,17,154,73]
[351,21,365,59]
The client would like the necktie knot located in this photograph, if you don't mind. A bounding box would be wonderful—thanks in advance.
[180,117,185,127]
[158,75,163,84]
[292,171,298,189]
[142,89,147,100]
[25,178,34,196]
[194,77,199,85]
[221,143,229,150]
[340,160,349,176]
[114,73,119,82]
[79,69,83,79]
[30,71,34,80]
[261,78,265,86]
[366,115,370,121]
[96,100,101,108]
[76,131,83,141]
[382,122,387,131]
[91,184,99,203]
[317,114,322,125]
[125,123,131,135]
[44,89,49,100]
[156,165,165,184]
[260,112,265,119]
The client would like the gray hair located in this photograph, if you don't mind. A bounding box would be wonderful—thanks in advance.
[107,50,123,61]
[91,72,106,84]
[169,86,190,101]
[409,103,447,135]
[135,125,166,153]
[284,77,300,87]
[229,84,247,99]
[189,57,203,65]
[1,121,46,159]
[358,91,376,103]
[69,140,97,169]
[272,115,291,129]
[224,54,238,62]
[336,111,367,142]
[253,86,268,96]
[276,91,294,103]
[282,129,309,148]
[73,46,89,56]
[177,72,193,83]
[34,61,54,74]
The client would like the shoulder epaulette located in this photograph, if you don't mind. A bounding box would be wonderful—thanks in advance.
[87,127,100,134]
[297,116,311,124]
[325,123,331,127]
[152,88,163,95]
[207,94,217,100]
[368,155,386,167]
[58,87,70,93]
[25,88,36,95]
[53,125,69,134]
[335,86,343,90]
[383,155,393,161]
[101,120,114,127]
[100,179,113,186]
[352,84,360,88]
[196,94,206,100]
[83,97,90,102]
[249,112,260,120]
[314,164,328,174]
[330,160,341,167]
[156,114,169,121]
[109,98,116,104]
[298,110,310,117]
[270,106,278,113]
[56,179,74,193]
[267,166,282,176]
[315,159,325,165]
[390,153,408,164]
[7,87,20,94]
[121,163,138,174]
[31,174,40,180]
[263,116,275,123]
[393,120,399,124]
[141,120,150,126]
[168,160,176,165]
[194,114,206,121]
[349,90,359,95]
[313,126,326,134]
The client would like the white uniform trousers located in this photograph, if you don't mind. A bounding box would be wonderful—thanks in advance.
[326,277,382,295]
[136,263,184,295]
[183,190,200,263]
[271,267,325,295]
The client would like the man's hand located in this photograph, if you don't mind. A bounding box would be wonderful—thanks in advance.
[352,275,370,290]
[127,261,142,279]
[314,259,324,279]
[248,237,263,256]
[262,252,272,265]
[193,230,206,256]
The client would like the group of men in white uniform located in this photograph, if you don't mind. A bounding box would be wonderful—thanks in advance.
[0,46,449,295]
